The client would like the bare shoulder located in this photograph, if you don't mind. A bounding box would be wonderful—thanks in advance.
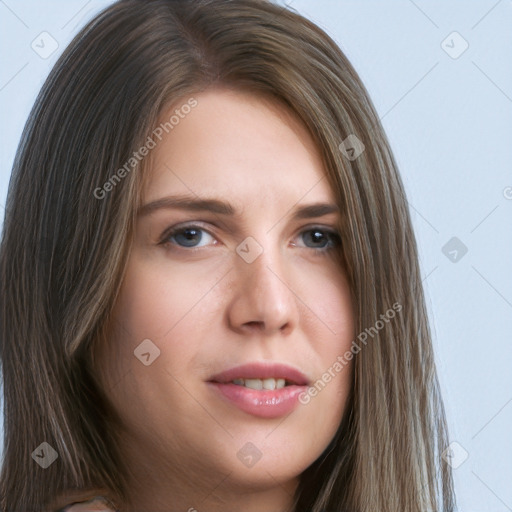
[49,493,119,512]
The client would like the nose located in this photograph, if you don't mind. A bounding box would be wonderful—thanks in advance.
[226,244,299,336]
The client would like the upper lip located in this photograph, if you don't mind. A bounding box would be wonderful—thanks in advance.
[208,362,310,386]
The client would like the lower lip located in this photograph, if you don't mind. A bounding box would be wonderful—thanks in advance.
[207,382,307,419]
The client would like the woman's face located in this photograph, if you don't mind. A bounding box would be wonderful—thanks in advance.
[96,88,355,509]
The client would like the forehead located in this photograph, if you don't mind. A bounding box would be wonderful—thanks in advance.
[142,87,336,209]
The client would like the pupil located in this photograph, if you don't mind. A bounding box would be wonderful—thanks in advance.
[176,228,201,247]
[308,230,326,247]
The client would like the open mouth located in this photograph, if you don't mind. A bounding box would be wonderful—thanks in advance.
[228,377,300,390]
[208,362,310,389]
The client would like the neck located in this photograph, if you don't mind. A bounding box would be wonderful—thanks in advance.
[119,436,299,512]
[125,475,298,512]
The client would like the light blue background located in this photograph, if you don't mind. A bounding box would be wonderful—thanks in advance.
[1,1,511,510]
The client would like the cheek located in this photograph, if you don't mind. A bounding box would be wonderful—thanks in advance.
[113,252,227,342]
[95,255,227,412]
[294,267,355,423]
[312,281,353,341]
[95,267,225,444]
[295,261,355,355]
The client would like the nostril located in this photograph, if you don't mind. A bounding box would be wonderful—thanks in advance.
[244,321,264,330]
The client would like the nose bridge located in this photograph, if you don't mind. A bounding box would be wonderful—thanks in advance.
[240,238,285,299]
[229,236,298,334]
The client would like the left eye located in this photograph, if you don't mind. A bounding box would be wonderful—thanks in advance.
[297,228,340,250]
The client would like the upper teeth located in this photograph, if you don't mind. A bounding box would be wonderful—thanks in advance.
[232,378,287,390]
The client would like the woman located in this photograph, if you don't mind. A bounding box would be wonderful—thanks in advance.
[0,0,455,510]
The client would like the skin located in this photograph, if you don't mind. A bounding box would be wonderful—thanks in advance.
[94,87,355,512]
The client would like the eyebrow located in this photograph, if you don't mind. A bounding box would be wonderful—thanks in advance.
[137,195,340,219]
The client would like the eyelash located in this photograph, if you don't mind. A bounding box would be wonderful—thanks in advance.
[159,223,342,254]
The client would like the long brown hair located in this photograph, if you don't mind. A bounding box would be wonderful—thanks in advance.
[0,0,455,510]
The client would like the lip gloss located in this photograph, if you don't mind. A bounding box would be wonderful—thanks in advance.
[207,382,306,418]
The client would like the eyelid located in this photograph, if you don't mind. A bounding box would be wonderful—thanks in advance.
[298,223,340,234]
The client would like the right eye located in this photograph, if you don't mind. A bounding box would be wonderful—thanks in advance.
[160,224,217,249]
